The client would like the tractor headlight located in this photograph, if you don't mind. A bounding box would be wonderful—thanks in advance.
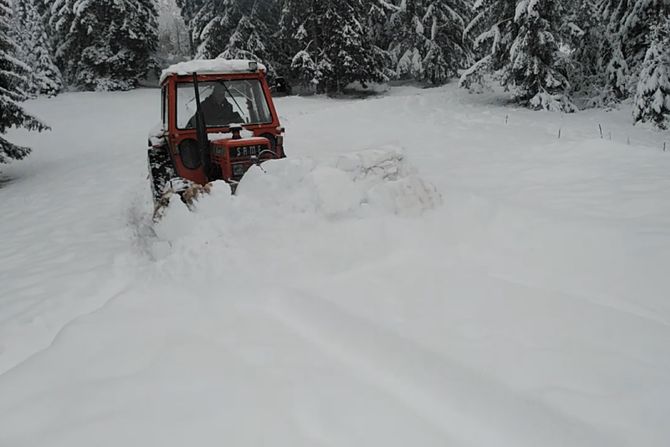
[248,61,258,71]
[260,133,276,151]
[233,163,246,177]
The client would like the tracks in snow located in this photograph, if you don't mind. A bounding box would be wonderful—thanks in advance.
[264,287,620,447]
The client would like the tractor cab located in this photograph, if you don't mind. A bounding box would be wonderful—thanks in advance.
[148,59,286,204]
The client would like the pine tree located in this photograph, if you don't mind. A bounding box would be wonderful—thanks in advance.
[50,0,158,91]
[421,0,470,84]
[177,0,280,75]
[599,0,633,100]
[218,1,281,76]
[389,0,428,81]
[188,0,243,59]
[280,0,386,94]
[562,0,605,104]
[599,0,670,102]
[10,0,62,96]
[620,0,670,70]
[365,0,395,82]
[0,0,49,164]
[323,1,387,92]
[461,0,573,111]
[157,0,192,64]
[279,0,321,88]
[460,0,517,92]
[173,0,204,54]
[367,0,395,49]
[633,17,670,129]
[508,0,574,111]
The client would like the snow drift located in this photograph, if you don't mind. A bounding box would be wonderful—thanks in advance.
[154,146,440,249]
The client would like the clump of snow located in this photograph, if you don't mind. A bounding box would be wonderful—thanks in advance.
[207,129,255,141]
[160,59,267,83]
[331,147,441,216]
[306,166,362,216]
[333,146,412,182]
[147,122,166,146]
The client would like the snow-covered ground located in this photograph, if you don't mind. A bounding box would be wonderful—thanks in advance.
[1,85,669,446]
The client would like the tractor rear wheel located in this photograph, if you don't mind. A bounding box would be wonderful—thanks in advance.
[148,145,175,204]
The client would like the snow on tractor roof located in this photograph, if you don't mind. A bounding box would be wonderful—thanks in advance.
[160,59,267,84]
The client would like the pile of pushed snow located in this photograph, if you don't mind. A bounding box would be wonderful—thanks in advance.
[332,146,440,216]
[153,146,440,246]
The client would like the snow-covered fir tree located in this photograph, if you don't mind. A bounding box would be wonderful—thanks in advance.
[388,0,428,81]
[460,0,517,92]
[365,0,396,82]
[157,0,192,65]
[388,0,469,84]
[421,0,470,84]
[604,39,630,101]
[180,0,242,58]
[599,0,670,102]
[461,0,573,111]
[0,0,49,164]
[367,0,395,50]
[599,0,633,101]
[280,0,386,94]
[633,17,670,129]
[10,0,62,96]
[177,0,280,74]
[561,0,605,104]
[50,0,158,91]
[619,0,670,70]
[218,1,281,76]
[507,0,574,111]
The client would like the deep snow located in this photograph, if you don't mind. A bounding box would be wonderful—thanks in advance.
[1,85,670,446]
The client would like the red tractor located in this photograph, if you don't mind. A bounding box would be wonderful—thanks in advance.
[148,59,286,208]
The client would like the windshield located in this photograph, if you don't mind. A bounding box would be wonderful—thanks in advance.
[177,79,272,129]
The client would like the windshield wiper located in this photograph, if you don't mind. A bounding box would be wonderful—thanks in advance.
[217,80,248,123]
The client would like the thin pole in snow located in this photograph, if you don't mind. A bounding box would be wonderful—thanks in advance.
[599,124,603,139]
[558,128,561,139]
[664,142,667,152]
[505,114,509,124]
[627,136,630,145]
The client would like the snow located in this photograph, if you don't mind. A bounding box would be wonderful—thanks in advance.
[2,84,670,446]
[160,59,267,83]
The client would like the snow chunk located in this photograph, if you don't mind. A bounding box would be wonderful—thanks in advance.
[160,59,267,84]
[207,129,254,141]
[147,123,166,146]
[367,176,441,217]
[334,146,412,182]
[307,167,362,217]
[331,147,441,216]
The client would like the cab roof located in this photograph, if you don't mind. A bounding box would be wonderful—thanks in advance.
[160,59,267,84]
